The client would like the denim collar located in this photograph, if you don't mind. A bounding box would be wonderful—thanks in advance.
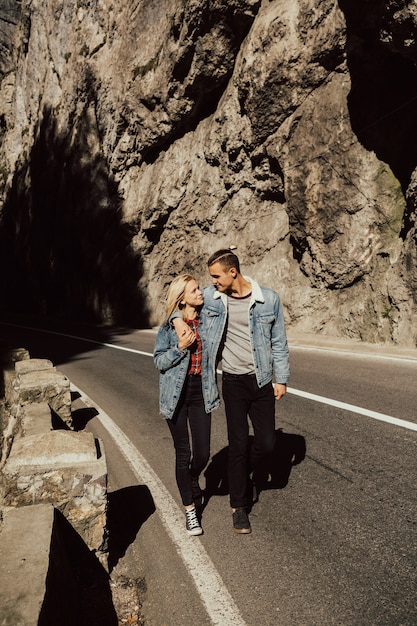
[212,276,265,306]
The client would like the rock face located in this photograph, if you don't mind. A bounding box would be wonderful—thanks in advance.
[0,0,416,345]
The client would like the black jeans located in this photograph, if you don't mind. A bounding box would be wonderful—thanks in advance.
[167,375,211,506]
[222,372,275,509]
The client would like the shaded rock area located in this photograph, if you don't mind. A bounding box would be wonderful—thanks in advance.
[0,0,416,345]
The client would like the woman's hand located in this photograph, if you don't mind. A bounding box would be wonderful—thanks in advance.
[173,318,195,350]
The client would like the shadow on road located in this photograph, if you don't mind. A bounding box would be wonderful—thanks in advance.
[203,428,306,509]
[41,510,118,626]
[106,485,156,572]
[0,318,142,370]
[255,428,306,491]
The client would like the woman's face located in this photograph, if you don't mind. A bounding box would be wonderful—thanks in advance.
[182,279,203,308]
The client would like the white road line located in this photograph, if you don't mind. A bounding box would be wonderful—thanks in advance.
[4,322,416,432]
[0,322,150,356]
[106,346,417,433]
[71,382,247,626]
[289,344,417,364]
[287,387,417,432]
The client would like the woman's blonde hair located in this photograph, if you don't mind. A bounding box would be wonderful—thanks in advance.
[165,274,195,322]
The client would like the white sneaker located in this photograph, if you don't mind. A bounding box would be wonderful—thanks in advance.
[185,506,202,536]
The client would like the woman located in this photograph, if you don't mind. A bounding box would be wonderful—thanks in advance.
[153,274,220,535]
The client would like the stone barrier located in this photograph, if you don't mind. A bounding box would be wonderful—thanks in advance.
[0,347,110,623]
[2,429,108,555]
[0,504,78,626]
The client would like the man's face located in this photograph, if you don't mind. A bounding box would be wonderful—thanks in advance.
[208,262,235,293]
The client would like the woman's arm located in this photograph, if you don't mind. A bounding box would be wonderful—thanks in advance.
[153,325,188,373]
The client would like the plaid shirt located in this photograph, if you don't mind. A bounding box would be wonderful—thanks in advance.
[186,316,202,375]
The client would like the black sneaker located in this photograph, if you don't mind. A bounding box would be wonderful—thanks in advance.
[185,506,203,536]
[232,508,251,534]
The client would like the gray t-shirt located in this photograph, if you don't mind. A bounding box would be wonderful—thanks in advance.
[221,293,256,375]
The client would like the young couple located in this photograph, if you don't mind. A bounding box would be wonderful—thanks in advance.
[153,249,290,536]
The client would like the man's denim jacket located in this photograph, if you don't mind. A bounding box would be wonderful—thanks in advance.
[153,320,220,420]
[200,277,290,388]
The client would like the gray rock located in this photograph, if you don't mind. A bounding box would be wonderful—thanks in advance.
[13,369,72,427]
[0,0,415,345]
[20,402,52,437]
[0,504,56,626]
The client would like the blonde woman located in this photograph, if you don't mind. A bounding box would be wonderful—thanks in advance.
[153,274,220,535]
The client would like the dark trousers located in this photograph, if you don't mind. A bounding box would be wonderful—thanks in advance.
[222,372,276,509]
[167,375,211,506]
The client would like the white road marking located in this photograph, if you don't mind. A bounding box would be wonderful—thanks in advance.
[71,382,247,626]
[289,344,417,364]
[3,322,416,431]
[1,323,150,355]
[105,345,417,433]
[287,387,417,432]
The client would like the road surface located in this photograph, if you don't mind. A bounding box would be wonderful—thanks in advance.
[1,321,416,625]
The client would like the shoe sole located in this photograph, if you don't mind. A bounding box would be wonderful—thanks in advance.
[187,528,203,536]
[233,527,251,534]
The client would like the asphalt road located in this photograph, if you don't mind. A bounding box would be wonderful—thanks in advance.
[1,321,416,626]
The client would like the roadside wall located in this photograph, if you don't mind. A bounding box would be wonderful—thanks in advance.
[0,346,109,625]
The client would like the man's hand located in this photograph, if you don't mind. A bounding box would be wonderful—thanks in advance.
[173,317,196,350]
[273,383,287,400]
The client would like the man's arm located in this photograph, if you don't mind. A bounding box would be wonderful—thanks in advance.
[270,293,290,400]
[172,316,196,349]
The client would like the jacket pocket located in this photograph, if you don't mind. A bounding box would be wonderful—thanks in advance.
[201,307,221,332]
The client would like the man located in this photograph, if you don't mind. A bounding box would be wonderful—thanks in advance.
[174,248,290,534]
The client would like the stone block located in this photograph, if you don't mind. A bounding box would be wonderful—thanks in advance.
[20,402,52,436]
[3,369,16,408]
[15,358,55,375]
[0,406,17,469]
[2,348,30,406]
[0,505,54,626]
[0,402,52,469]
[0,504,80,626]
[0,504,54,626]
[5,347,30,366]
[14,368,72,427]
[1,430,108,554]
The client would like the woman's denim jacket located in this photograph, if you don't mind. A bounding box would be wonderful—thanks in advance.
[200,277,290,388]
[153,318,220,420]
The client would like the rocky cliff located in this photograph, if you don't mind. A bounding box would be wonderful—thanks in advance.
[0,0,416,345]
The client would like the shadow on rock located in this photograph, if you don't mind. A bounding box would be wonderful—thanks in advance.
[107,485,155,572]
[339,0,417,204]
[0,103,149,330]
